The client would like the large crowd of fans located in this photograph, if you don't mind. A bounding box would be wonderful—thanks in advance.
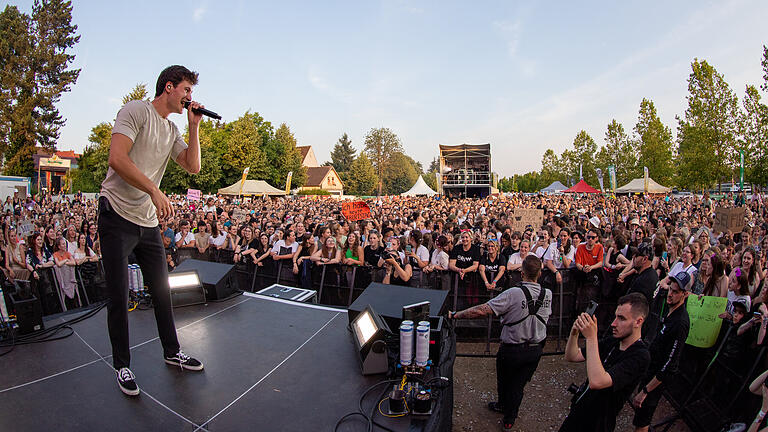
[1,189,767,427]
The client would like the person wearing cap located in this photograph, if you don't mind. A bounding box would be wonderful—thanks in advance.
[626,242,659,305]
[631,271,691,432]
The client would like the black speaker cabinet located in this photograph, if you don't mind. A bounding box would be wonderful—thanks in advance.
[172,259,237,301]
[11,293,44,335]
[348,283,449,331]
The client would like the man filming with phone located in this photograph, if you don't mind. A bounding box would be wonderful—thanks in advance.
[559,293,651,432]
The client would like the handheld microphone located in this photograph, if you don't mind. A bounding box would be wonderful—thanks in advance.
[183,101,222,120]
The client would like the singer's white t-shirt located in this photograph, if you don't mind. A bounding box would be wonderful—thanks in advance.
[101,100,188,227]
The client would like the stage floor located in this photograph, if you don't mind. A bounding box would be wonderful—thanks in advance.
[0,293,435,431]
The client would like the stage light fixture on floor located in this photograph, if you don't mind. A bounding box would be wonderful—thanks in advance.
[168,270,206,307]
[351,304,391,375]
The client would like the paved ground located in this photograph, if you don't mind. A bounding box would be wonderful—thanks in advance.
[452,342,690,432]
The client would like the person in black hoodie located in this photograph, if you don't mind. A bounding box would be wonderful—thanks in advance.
[631,271,691,432]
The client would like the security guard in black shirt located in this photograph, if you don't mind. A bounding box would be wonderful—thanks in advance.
[449,255,552,431]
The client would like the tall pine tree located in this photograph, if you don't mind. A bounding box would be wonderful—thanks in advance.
[635,98,674,186]
[330,133,355,173]
[0,0,80,176]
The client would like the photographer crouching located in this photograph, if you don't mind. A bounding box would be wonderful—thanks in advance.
[559,292,651,432]
[448,255,551,431]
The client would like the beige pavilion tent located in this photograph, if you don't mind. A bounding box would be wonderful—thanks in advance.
[217,180,286,196]
[615,178,671,194]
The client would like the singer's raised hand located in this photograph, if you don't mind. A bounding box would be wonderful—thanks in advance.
[186,101,204,125]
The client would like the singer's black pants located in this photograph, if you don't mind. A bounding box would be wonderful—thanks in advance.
[98,197,180,370]
[496,342,543,425]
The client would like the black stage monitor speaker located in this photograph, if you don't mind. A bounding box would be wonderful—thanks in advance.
[348,283,449,331]
[11,293,43,335]
[172,259,236,301]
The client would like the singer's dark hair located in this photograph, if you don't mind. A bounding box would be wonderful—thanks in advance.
[155,65,199,97]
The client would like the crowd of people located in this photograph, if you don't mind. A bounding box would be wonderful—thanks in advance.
[2,188,768,429]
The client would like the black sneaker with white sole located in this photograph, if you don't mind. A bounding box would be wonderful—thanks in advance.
[164,350,204,371]
[116,367,139,396]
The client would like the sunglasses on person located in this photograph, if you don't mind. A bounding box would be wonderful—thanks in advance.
[587,235,597,239]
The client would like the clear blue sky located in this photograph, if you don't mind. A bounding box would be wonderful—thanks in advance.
[11,0,768,177]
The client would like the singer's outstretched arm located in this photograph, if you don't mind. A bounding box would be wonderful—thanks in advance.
[176,101,202,174]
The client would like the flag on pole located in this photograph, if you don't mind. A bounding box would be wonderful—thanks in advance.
[285,171,293,194]
[239,167,250,197]
[643,166,649,194]
[740,150,744,191]
[579,163,583,180]
[596,168,604,192]
[608,166,616,192]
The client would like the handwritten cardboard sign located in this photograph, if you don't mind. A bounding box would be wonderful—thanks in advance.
[713,207,745,233]
[685,296,727,348]
[187,189,202,201]
[509,208,544,233]
[232,208,249,223]
[342,201,371,221]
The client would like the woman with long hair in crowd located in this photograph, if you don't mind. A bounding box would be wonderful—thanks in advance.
[53,236,79,308]
[209,221,228,251]
[311,236,341,265]
[25,232,54,281]
[738,247,764,298]
[293,233,315,289]
[690,240,703,269]
[73,233,99,265]
[223,225,239,251]
[234,226,256,264]
[43,225,57,257]
[425,234,450,273]
[86,222,99,251]
[253,232,272,267]
[479,239,506,292]
[720,268,752,320]
[380,236,412,286]
[341,232,364,267]
[695,253,728,297]
[6,227,28,281]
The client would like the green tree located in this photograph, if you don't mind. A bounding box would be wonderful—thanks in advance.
[0,0,80,175]
[383,152,419,195]
[86,122,112,184]
[330,133,355,174]
[264,123,306,189]
[220,113,268,186]
[740,85,768,188]
[540,148,569,185]
[514,171,542,192]
[761,45,768,93]
[676,59,740,191]
[565,130,598,186]
[595,119,638,187]
[635,98,674,186]
[346,153,377,196]
[363,127,403,196]
[122,83,148,105]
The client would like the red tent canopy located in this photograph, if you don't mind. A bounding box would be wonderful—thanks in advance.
[563,179,600,194]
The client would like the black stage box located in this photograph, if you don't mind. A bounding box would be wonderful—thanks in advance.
[348,283,449,330]
[11,293,43,335]
[172,259,236,301]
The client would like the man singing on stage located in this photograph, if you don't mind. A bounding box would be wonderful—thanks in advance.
[99,65,205,396]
